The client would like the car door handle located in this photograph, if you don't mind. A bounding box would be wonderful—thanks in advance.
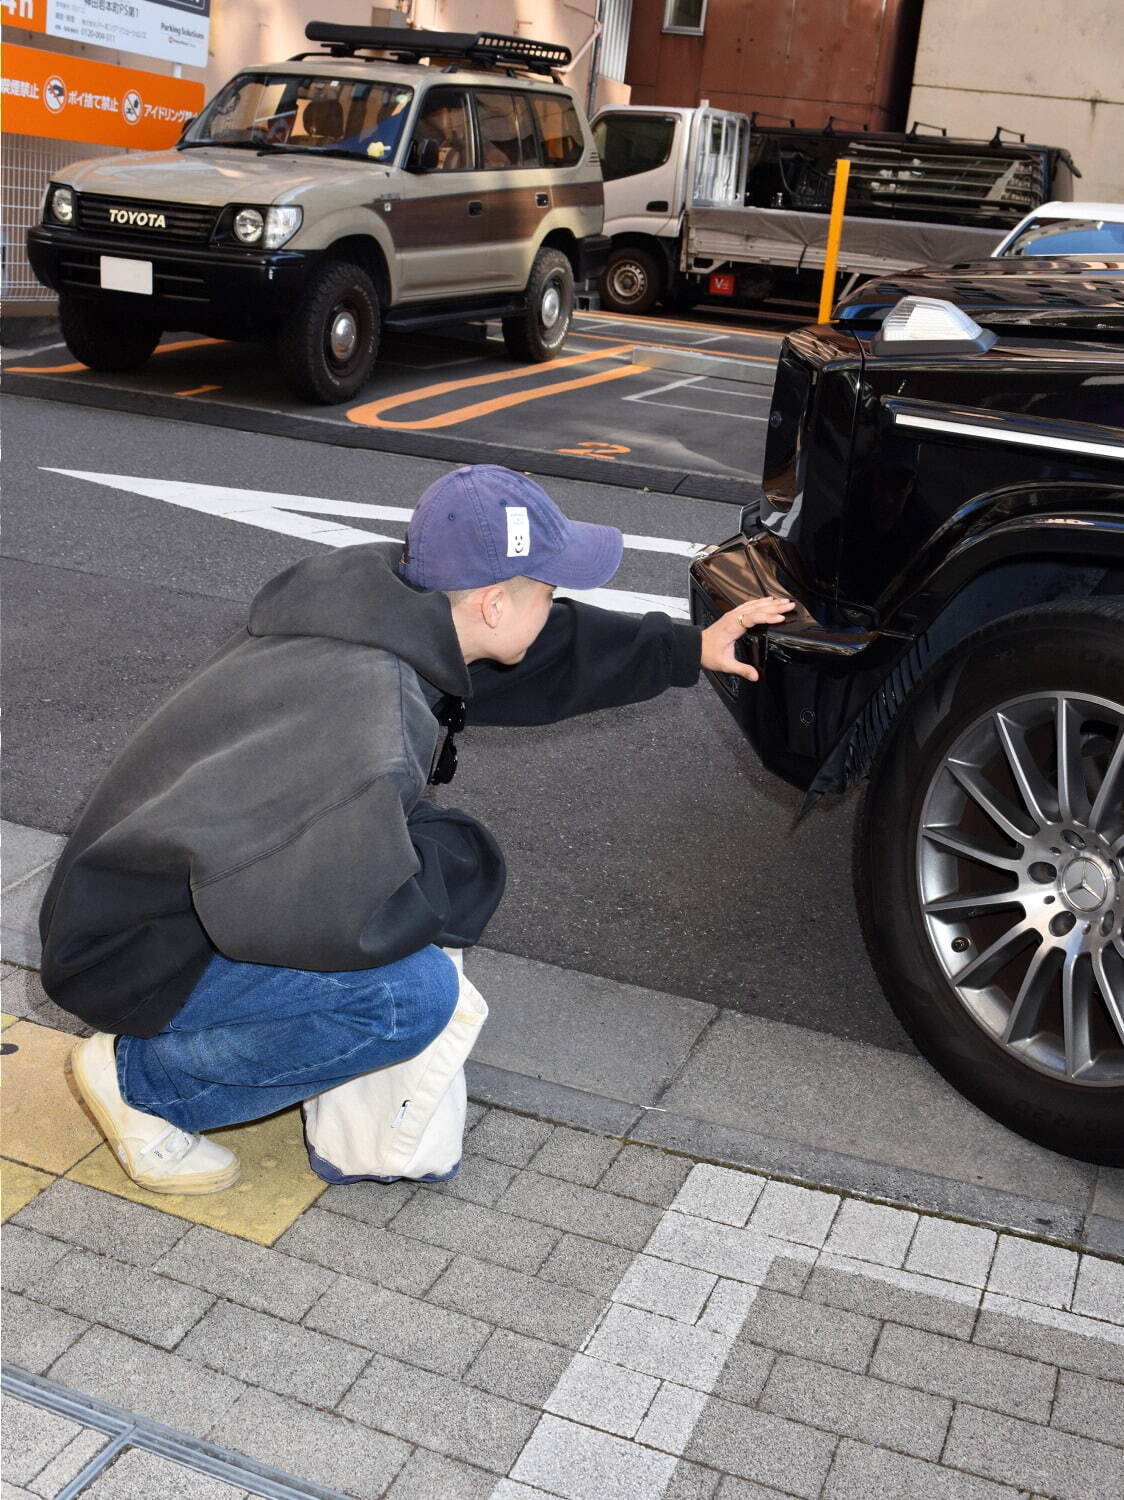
[535,192,550,207]
[467,200,484,215]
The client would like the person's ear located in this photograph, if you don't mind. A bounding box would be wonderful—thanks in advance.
[479,585,505,629]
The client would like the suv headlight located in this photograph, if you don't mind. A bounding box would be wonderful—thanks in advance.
[233,207,264,244]
[264,205,301,249]
[49,185,75,225]
[231,205,302,249]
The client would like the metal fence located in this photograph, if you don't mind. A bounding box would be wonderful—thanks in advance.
[2,135,131,302]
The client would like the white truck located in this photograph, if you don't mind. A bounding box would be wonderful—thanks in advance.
[591,104,1077,314]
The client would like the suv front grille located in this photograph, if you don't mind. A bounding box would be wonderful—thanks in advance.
[76,194,219,244]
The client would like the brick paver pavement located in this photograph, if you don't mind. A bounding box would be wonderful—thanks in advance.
[2,1009,1122,1499]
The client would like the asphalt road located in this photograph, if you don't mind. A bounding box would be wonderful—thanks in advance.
[1,390,910,1054]
[4,306,786,497]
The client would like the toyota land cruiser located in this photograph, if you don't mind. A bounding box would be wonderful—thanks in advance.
[27,23,609,403]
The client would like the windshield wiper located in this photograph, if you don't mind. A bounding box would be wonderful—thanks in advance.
[303,147,379,161]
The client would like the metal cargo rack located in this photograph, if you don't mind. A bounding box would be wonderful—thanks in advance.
[745,123,1074,229]
[294,23,572,78]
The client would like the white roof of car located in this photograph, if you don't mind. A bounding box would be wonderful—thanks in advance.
[1024,201,1124,221]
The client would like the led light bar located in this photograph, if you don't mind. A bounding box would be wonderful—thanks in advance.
[302,24,571,72]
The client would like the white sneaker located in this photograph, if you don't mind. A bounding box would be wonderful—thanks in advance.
[71,1032,240,1195]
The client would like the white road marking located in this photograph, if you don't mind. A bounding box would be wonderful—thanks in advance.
[624,376,769,422]
[42,469,699,619]
[2,340,68,360]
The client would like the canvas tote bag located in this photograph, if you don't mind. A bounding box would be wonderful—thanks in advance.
[302,950,487,1183]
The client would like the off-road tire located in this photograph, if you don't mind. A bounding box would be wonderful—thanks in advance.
[599,245,664,314]
[278,259,380,404]
[857,601,1124,1165]
[58,294,161,372]
[502,247,573,362]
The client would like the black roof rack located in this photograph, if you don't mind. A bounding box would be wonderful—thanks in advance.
[298,23,571,74]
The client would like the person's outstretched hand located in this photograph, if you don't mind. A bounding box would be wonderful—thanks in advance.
[699,595,796,682]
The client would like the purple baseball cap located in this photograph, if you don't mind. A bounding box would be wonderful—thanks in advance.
[399,465,623,592]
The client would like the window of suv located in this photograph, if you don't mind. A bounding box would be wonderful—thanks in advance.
[531,94,585,168]
[411,89,474,171]
[474,91,540,169]
[182,73,414,161]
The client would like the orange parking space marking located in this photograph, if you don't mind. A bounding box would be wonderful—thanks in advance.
[347,343,639,431]
[555,441,632,459]
[7,337,223,374]
[175,384,222,397]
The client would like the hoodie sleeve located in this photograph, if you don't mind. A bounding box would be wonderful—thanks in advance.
[466,599,702,727]
[191,782,505,970]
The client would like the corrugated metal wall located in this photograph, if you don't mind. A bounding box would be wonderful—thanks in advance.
[599,0,635,83]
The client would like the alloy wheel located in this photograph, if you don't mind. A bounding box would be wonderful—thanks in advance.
[917,691,1124,1086]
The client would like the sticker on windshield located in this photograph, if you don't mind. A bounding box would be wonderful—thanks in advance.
[506,505,530,557]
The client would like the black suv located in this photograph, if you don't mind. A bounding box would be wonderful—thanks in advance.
[690,256,1124,1165]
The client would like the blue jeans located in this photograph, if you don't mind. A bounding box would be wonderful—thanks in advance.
[116,946,459,1133]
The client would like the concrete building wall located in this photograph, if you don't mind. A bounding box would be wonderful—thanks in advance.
[907,0,1123,199]
[205,0,604,115]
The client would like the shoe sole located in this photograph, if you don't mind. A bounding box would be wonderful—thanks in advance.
[71,1041,241,1196]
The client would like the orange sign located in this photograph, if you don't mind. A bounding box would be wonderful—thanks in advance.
[2,0,48,35]
[1,42,204,149]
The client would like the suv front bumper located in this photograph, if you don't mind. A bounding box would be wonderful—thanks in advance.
[26,225,314,332]
[690,528,900,790]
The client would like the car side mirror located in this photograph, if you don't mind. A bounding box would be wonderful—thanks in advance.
[177,115,196,144]
[407,137,440,173]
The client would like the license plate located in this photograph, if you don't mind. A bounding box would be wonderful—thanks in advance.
[100,256,153,294]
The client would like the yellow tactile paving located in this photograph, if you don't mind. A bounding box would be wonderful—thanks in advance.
[1,1159,55,1221]
[1,1012,18,1030]
[67,1107,327,1245]
[0,1021,102,1174]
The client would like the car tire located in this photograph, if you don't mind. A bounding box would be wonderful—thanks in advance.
[599,245,664,314]
[277,259,380,404]
[856,601,1124,1165]
[58,294,161,372]
[502,247,573,362]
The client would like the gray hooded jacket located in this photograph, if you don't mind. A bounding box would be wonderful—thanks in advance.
[40,542,702,1036]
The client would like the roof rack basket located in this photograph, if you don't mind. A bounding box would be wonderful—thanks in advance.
[298,23,572,75]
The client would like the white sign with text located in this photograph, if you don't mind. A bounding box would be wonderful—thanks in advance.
[46,0,210,70]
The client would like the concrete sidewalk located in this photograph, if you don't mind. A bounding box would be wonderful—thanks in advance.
[2,818,1123,1499]
[4,821,1121,1257]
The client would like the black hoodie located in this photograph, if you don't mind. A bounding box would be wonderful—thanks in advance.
[39,544,702,1036]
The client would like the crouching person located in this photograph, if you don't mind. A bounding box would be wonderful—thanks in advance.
[40,464,793,1193]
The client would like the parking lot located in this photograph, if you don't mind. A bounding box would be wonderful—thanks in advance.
[3,303,802,501]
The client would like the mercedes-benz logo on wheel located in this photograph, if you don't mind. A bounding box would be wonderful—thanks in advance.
[1061,856,1110,914]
